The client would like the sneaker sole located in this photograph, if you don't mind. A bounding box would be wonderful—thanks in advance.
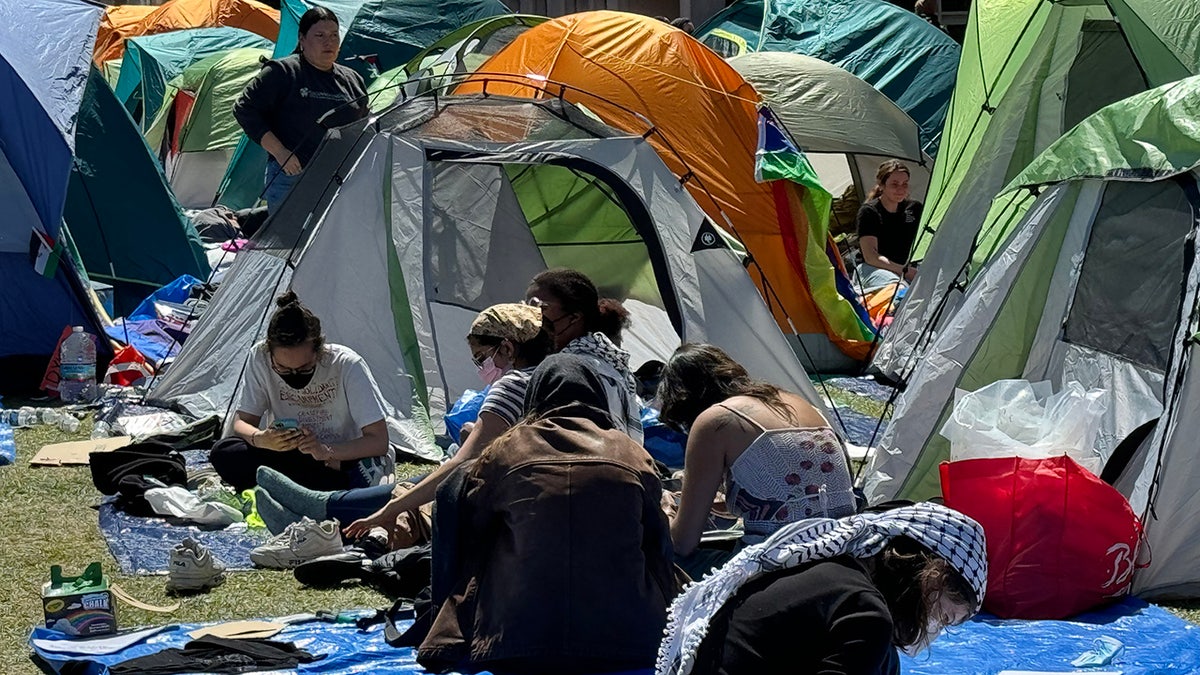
[251,542,344,570]
[166,573,225,593]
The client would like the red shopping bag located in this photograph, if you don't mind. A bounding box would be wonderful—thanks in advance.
[941,456,1143,619]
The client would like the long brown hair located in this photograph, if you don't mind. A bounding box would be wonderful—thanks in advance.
[866,159,911,201]
[869,537,977,648]
[657,343,794,429]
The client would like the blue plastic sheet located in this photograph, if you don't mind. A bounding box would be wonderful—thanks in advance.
[31,614,415,675]
[445,387,487,445]
[98,451,268,575]
[642,407,687,469]
[104,319,182,366]
[0,422,15,466]
[815,375,896,404]
[833,406,889,448]
[29,600,1197,675]
[900,598,1200,675]
[30,615,657,675]
[127,274,202,322]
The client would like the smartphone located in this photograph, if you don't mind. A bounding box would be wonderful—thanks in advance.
[272,418,300,431]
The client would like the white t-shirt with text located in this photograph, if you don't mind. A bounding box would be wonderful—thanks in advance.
[237,343,394,485]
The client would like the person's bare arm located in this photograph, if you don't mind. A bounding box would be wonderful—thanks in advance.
[860,235,914,278]
[671,407,734,556]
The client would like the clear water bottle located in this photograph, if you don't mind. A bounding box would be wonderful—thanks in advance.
[17,407,38,427]
[59,326,97,404]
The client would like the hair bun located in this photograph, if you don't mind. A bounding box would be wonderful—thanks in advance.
[276,290,301,308]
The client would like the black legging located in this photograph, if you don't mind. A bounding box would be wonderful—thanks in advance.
[208,437,351,492]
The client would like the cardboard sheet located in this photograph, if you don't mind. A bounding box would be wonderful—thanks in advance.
[31,436,132,466]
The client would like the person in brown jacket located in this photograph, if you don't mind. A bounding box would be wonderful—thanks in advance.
[418,353,679,674]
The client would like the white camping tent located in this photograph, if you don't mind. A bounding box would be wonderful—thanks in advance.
[861,76,1200,598]
[148,94,824,460]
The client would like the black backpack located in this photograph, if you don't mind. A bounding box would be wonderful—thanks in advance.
[90,441,187,516]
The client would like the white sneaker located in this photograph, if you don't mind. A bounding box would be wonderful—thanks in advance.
[167,538,226,592]
[250,517,343,569]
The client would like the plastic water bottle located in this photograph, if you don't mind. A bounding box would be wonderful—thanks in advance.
[59,326,97,404]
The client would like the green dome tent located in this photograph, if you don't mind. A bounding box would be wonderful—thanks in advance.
[874,0,1200,384]
[146,47,272,210]
[112,27,273,130]
[863,75,1200,599]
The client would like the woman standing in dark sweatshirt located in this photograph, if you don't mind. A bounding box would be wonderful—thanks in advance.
[233,7,368,213]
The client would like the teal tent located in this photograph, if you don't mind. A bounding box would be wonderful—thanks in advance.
[368,14,546,111]
[695,0,960,156]
[113,27,273,130]
[215,0,511,209]
[67,68,210,315]
[277,0,511,79]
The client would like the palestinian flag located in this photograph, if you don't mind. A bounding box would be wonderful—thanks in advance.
[29,228,64,278]
[754,106,828,200]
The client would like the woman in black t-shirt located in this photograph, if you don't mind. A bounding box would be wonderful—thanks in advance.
[855,160,922,291]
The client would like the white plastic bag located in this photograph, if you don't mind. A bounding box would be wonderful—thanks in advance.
[940,380,1109,475]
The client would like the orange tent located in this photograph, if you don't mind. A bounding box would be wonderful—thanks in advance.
[94,0,280,64]
[459,11,875,367]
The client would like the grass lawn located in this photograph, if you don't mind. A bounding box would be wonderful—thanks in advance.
[3,408,1198,673]
[1,416,398,673]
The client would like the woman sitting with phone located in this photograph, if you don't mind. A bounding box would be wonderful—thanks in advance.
[208,291,394,492]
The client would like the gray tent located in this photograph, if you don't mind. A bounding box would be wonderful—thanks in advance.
[148,94,825,459]
[861,76,1200,598]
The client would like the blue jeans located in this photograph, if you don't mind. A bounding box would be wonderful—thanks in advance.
[264,158,301,213]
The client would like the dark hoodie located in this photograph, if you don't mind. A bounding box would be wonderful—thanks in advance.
[418,354,679,675]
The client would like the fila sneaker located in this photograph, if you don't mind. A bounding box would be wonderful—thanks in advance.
[250,517,344,569]
[166,538,227,593]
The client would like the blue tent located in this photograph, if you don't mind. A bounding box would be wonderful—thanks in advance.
[695,0,961,156]
[0,0,112,391]
[113,27,274,130]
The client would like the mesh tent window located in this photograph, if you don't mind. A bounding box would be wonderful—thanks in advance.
[1062,178,1196,371]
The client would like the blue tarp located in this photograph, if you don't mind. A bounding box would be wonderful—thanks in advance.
[30,614,416,675]
[833,406,888,448]
[0,422,15,465]
[99,451,268,575]
[128,274,202,322]
[105,319,181,366]
[28,599,1200,675]
[900,599,1200,675]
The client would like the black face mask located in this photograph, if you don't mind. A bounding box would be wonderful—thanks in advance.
[280,371,315,390]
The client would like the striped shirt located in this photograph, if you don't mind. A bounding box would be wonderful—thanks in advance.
[478,368,535,426]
